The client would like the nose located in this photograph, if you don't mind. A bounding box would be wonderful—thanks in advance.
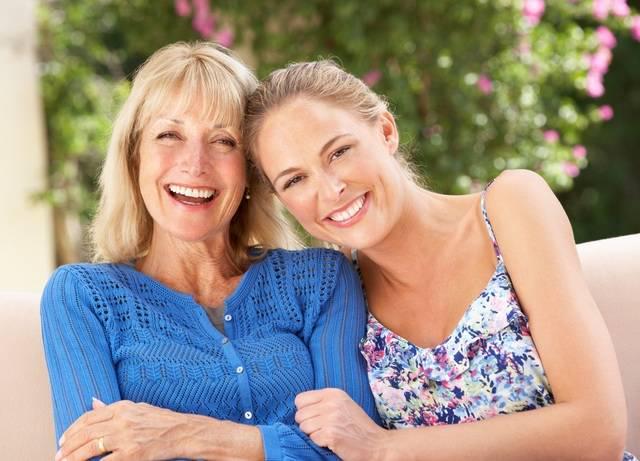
[319,171,346,202]
[181,141,209,177]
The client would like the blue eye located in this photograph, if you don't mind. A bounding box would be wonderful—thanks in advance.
[283,175,304,190]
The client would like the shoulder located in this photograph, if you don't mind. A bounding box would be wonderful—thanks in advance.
[262,247,355,300]
[41,262,130,316]
[484,169,573,242]
[263,247,349,272]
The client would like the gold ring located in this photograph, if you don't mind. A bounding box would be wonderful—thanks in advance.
[97,436,106,453]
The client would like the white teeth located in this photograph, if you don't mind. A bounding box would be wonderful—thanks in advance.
[329,195,365,222]
[168,184,215,199]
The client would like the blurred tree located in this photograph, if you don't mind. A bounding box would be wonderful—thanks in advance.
[38,0,639,261]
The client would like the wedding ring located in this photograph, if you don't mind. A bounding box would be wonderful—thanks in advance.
[97,436,106,453]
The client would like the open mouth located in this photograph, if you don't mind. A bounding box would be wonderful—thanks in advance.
[166,184,218,206]
[326,193,367,224]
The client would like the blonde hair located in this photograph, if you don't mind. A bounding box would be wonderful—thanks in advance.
[245,60,420,184]
[91,42,299,267]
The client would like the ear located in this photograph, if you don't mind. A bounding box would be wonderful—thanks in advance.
[378,110,399,155]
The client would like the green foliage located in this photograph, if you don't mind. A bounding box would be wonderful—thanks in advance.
[38,0,640,241]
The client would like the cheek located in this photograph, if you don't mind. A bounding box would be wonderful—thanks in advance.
[280,194,315,225]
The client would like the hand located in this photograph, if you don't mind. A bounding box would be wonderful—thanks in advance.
[55,398,195,461]
[295,388,389,461]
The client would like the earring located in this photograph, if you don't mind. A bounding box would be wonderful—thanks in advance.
[245,188,251,200]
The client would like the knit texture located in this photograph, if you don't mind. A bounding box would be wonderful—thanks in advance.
[41,248,378,460]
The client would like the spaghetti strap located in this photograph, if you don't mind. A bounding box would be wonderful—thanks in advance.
[480,182,504,263]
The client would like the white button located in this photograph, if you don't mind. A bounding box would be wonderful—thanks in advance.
[236,366,244,374]
[221,337,229,344]
[224,314,232,321]
[244,411,253,420]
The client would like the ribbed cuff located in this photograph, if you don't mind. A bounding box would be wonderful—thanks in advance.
[258,425,283,461]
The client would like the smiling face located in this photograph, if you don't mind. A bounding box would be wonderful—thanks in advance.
[254,97,407,250]
[138,108,246,244]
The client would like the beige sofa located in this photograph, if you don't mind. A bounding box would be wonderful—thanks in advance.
[0,234,638,460]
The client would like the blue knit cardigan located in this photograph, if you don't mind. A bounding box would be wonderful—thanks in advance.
[41,248,379,460]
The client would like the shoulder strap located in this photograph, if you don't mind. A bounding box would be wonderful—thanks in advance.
[480,181,504,263]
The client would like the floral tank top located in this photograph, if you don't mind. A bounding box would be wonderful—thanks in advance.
[357,189,637,460]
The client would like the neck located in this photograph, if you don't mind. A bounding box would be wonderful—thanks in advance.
[358,184,468,288]
[136,229,242,305]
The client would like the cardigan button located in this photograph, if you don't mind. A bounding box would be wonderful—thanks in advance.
[224,314,232,322]
[236,366,244,374]
[244,411,253,420]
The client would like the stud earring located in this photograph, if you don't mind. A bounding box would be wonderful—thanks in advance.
[245,188,251,200]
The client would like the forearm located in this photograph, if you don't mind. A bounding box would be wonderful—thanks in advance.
[179,414,264,461]
[378,403,625,461]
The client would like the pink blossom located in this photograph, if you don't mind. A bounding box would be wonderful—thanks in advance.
[573,145,587,159]
[592,0,610,20]
[590,47,612,74]
[598,104,614,120]
[523,0,545,25]
[477,74,493,94]
[214,27,234,48]
[563,162,580,178]
[193,13,215,38]
[611,0,630,16]
[596,26,617,49]
[174,0,191,17]
[632,16,640,41]
[362,70,382,87]
[586,71,605,97]
[543,130,560,143]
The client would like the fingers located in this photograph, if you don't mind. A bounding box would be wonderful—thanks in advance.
[56,432,111,461]
[60,405,114,446]
[92,397,107,409]
[295,388,347,409]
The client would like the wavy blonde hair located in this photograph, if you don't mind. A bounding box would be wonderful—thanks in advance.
[91,42,299,267]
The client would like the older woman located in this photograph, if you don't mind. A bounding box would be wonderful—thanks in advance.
[42,44,377,461]
[245,60,637,460]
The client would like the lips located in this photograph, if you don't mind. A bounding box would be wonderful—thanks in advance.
[165,184,218,205]
[326,193,366,223]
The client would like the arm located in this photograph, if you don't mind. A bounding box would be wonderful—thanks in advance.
[379,170,627,461]
[257,253,380,460]
[41,266,122,445]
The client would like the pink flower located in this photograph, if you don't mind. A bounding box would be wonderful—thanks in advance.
[586,71,605,97]
[543,130,559,143]
[174,0,191,17]
[362,70,382,87]
[523,0,545,25]
[632,16,640,41]
[214,27,234,48]
[592,0,610,20]
[599,104,614,120]
[596,26,617,49]
[193,13,215,38]
[573,145,587,159]
[590,47,612,74]
[563,162,580,178]
[611,0,630,16]
[477,74,493,94]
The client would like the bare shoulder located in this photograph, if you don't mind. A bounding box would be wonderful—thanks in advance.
[484,169,574,244]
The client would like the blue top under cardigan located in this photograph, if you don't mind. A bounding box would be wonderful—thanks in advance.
[41,248,379,460]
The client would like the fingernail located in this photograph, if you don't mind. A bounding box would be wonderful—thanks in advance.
[58,434,64,445]
[54,450,62,461]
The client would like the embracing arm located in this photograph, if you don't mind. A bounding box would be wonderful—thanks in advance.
[376,170,627,461]
[41,266,122,444]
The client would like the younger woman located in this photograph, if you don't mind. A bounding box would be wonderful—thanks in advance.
[245,60,636,461]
